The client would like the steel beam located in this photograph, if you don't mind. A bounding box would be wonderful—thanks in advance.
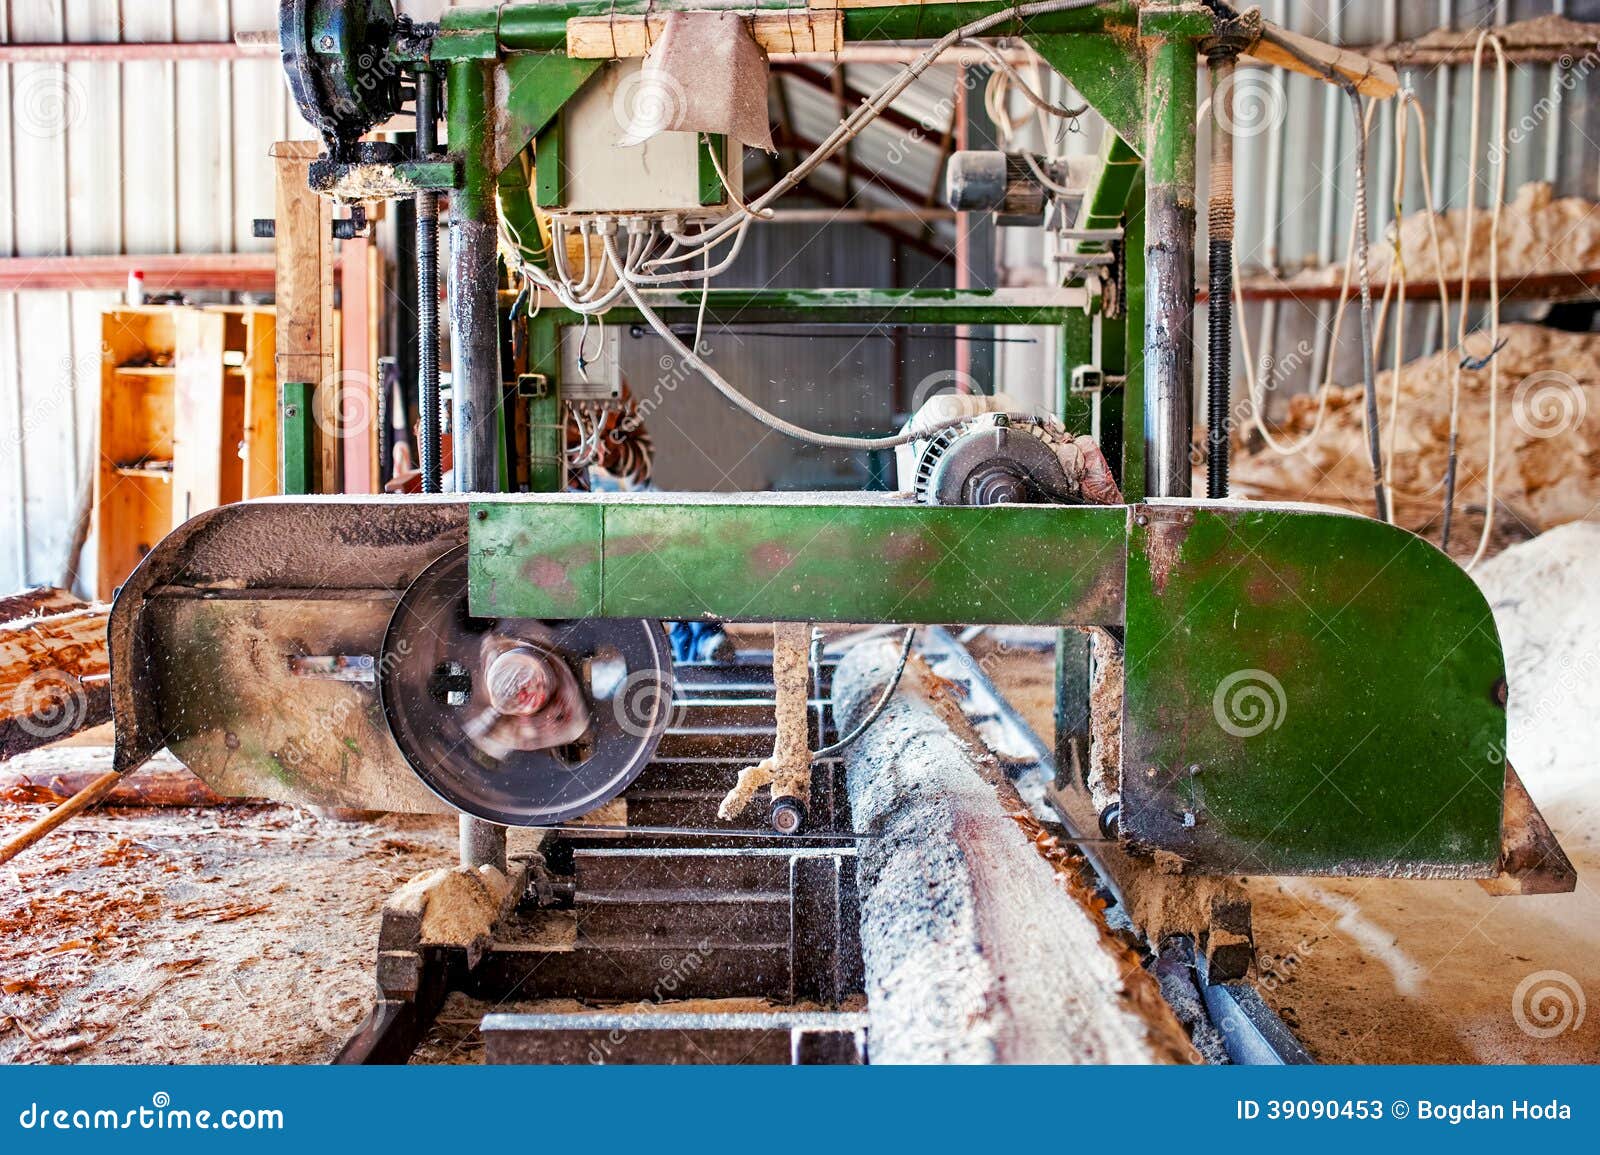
[466,496,1128,625]
[1140,30,1198,499]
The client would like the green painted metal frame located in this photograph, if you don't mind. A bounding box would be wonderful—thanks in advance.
[468,497,1127,625]
[311,2,1512,875]
[401,1,1189,499]
[279,381,315,496]
[463,494,1508,875]
[1121,503,1505,876]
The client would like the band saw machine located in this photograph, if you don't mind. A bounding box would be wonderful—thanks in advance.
[101,0,1572,906]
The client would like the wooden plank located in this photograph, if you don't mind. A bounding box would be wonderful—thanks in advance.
[171,310,227,526]
[242,310,279,499]
[0,253,284,292]
[566,12,842,58]
[340,235,374,494]
[0,604,110,760]
[0,587,84,621]
[1246,24,1398,100]
[0,749,230,807]
[271,141,337,494]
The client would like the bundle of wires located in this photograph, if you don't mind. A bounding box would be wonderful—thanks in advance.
[496,0,1105,453]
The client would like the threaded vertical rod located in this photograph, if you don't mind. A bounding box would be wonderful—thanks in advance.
[1206,52,1236,502]
[415,69,442,495]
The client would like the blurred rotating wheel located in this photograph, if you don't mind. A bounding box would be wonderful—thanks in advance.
[379,545,673,826]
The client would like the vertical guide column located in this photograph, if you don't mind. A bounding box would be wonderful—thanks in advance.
[446,58,503,497]
[415,68,442,496]
[1141,37,1198,498]
[1205,51,1236,501]
[445,59,508,874]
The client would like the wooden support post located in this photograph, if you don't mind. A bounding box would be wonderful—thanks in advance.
[341,235,376,494]
[271,141,337,494]
[171,311,227,525]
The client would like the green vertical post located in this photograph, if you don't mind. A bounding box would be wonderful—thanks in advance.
[698,133,729,206]
[528,314,565,494]
[279,381,314,496]
[1056,311,1094,437]
[1054,307,1095,785]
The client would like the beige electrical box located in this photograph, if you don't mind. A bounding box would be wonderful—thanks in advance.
[557,60,741,218]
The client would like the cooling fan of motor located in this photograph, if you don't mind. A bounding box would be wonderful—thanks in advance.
[379,546,674,826]
[912,414,1080,506]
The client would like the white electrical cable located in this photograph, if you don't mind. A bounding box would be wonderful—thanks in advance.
[1229,102,1371,457]
[603,234,1035,451]
[1366,90,1453,518]
[685,0,1106,251]
[1460,32,1508,570]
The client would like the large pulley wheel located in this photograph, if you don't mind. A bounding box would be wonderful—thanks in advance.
[380,546,674,826]
[279,0,402,156]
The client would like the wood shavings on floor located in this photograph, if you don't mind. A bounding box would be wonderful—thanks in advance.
[0,786,456,1064]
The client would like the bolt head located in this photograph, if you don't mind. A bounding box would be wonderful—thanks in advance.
[770,800,804,835]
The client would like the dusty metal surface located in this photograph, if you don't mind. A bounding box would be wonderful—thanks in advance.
[467,494,1129,626]
[109,498,467,777]
[480,1010,865,1064]
[1121,502,1506,876]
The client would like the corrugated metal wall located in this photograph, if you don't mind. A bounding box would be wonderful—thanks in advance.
[0,0,320,594]
[1216,0,1600,404]
[3,0,1598,592]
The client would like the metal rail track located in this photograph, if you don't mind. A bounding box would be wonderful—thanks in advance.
[337,635,1310,1065]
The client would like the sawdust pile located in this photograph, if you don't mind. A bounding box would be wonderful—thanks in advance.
[388,865,514,949]
[1230,322,1600,552]
[0,784,457,1064]
[1289,182,1600,284]
[1240,523,1600,1063]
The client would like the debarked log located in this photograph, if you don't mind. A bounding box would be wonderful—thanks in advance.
[834,642,1197,1064]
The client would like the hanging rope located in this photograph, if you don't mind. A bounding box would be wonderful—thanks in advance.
[1365,90,1453,524]
[1453,32,1508,569]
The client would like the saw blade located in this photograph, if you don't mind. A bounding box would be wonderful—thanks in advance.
[378,545,673,826]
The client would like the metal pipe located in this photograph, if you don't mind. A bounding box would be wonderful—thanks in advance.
[415,69,442,496]
[1206,52,1236,501]
[1143,36,1197,499]
[488,1,1133,54]
[0,40,257,62]
[446,59,503,495]
[458,814,507,874]
[766,208,957,224]
[443,60,510,873]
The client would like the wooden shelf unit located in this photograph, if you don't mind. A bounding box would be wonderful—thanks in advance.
[95,305,277,600]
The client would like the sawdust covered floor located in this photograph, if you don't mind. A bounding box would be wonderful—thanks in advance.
[0,777,457,1064]
[974,531,1600,1066]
